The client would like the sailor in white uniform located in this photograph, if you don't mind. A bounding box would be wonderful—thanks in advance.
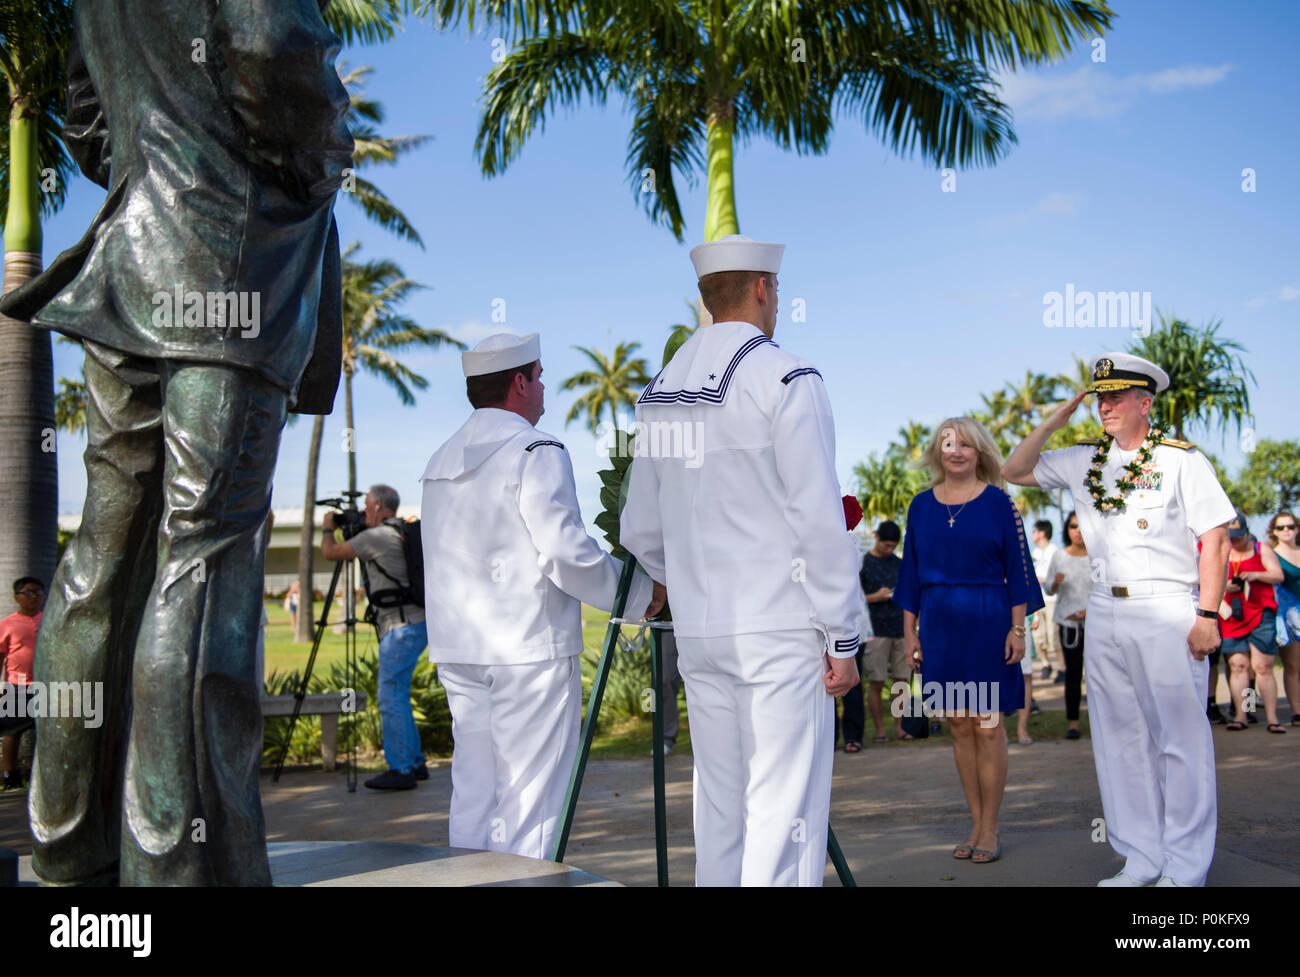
[1003,352,1233,886]
[420,333,661,860]
[620,235,863,886]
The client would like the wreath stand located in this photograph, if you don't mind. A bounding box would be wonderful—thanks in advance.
[550,559,857,887]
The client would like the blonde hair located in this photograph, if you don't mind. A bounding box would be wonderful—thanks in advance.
[920,417,1006,489]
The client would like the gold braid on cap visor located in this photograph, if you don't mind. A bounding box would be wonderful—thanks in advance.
[1087,377,1154,393]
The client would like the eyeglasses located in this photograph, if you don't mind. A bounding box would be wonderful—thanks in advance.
[16,589,42,597]
[1277,524,1298,532]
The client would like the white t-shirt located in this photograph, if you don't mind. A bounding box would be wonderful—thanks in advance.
[1031,541,1060,587]
[1033,438,1234,593]
[1048,549,1092,622]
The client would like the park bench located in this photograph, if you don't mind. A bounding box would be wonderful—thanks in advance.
[261,691,368,772]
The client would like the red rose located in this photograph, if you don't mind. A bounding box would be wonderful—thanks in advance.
[843,495,863,531]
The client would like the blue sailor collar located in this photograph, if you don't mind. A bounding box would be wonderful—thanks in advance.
[638,321,776,408]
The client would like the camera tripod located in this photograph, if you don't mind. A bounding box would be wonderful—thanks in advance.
[271,492,376,790]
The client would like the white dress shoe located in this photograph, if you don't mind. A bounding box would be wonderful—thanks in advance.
[1153,876,1182,887]
[1097,871,1151,887]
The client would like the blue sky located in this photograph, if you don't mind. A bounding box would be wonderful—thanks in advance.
[35,0,1300,533]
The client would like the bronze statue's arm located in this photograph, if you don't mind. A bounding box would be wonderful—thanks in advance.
[62,34,111,190]
[215,0,354,206]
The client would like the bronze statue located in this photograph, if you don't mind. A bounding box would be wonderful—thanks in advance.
[0,0,352,885]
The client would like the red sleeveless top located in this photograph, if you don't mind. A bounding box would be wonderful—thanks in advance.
[1222,542,1278,638]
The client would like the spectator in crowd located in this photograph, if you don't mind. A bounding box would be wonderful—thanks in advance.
[0,576,44,791]
[895,418,1044,864]
[1268,512,1300,726]
[322,484,430,787]
[1047,511,1090,740]
[284,579,301,636]
[1029,519,1062,682]
[1219,512,1285,732]
[856,520,907,746]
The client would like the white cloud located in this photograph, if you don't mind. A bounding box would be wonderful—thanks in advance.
[981,192,1083,233]
[996,63,1233,120]
[1245,285,1300,308]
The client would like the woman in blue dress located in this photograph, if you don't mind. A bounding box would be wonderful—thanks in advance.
[894,417,1044,864]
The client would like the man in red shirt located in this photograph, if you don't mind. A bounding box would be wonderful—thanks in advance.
[1,576,43,790]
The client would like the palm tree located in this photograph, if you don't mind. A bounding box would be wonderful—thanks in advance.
[0,0,75,590]
[324,0,412,44]
[888,421,932,465]
[854,452,923,525]
[561,341,650,434]
[339,244,464,493]
[293,246,462,641]
[663,297,703,365]
[337,65,431,246]
[433,0,1111,241]
[1128,314,1254,443]
[294,58,432,639]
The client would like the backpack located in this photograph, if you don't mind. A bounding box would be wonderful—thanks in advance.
[367,517,425,615]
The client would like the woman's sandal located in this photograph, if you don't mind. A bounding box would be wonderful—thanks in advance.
[972,840,1002,863]
[1291,715,1300,727]
[953,842,975,859]
[1267,723,1287,734]
[1225,721,1247,731]
[897,731,915,741]
[873,734,889,744]
[844,741,862,753]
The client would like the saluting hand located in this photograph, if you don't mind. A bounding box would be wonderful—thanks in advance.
[1045,390,1089,433]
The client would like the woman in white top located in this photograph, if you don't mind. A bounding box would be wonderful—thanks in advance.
[1047,511,1091,739]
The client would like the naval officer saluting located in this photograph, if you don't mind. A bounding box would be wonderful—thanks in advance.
[420,333,662,859]
[1003,352,1233,886]
[620,235,863,886]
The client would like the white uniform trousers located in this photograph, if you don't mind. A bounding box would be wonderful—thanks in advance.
[437,657,581,860]
[676,629,834,886]
[1086,592,1216,885]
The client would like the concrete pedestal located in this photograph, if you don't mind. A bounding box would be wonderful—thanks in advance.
[15,841,619,886]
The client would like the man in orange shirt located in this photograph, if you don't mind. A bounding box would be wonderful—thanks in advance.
[1,576,43,790]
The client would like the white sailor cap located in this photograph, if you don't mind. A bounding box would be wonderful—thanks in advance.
[461,333,541,378]
[1087,351,1170,394]
[689,234,785,278]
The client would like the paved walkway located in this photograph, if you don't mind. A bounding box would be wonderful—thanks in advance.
[4,683,1296,886]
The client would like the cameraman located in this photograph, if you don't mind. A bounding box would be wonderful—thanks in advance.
[322,484,428,790]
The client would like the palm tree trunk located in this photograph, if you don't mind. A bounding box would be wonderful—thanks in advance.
[0,100,56,590]
[704,107,740,242]
[345,369,356,497]
[294,414,325,642]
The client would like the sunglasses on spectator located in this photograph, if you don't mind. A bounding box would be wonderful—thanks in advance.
[17,588,42,597]
[1277,523,1298,532]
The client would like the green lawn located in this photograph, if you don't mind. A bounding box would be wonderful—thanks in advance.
[262,599,374,681]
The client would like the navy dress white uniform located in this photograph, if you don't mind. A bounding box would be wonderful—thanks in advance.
[621,236,862,886]
[420,334,653,860]
[1033,354,1234,887]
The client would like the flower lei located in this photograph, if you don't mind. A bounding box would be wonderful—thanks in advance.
[1084,427,1162,513]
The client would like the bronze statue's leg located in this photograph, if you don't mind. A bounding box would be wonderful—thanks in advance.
[30,342,163,885]
[121,361,285,886]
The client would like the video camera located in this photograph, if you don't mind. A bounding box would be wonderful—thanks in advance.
[317,491,368,541]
